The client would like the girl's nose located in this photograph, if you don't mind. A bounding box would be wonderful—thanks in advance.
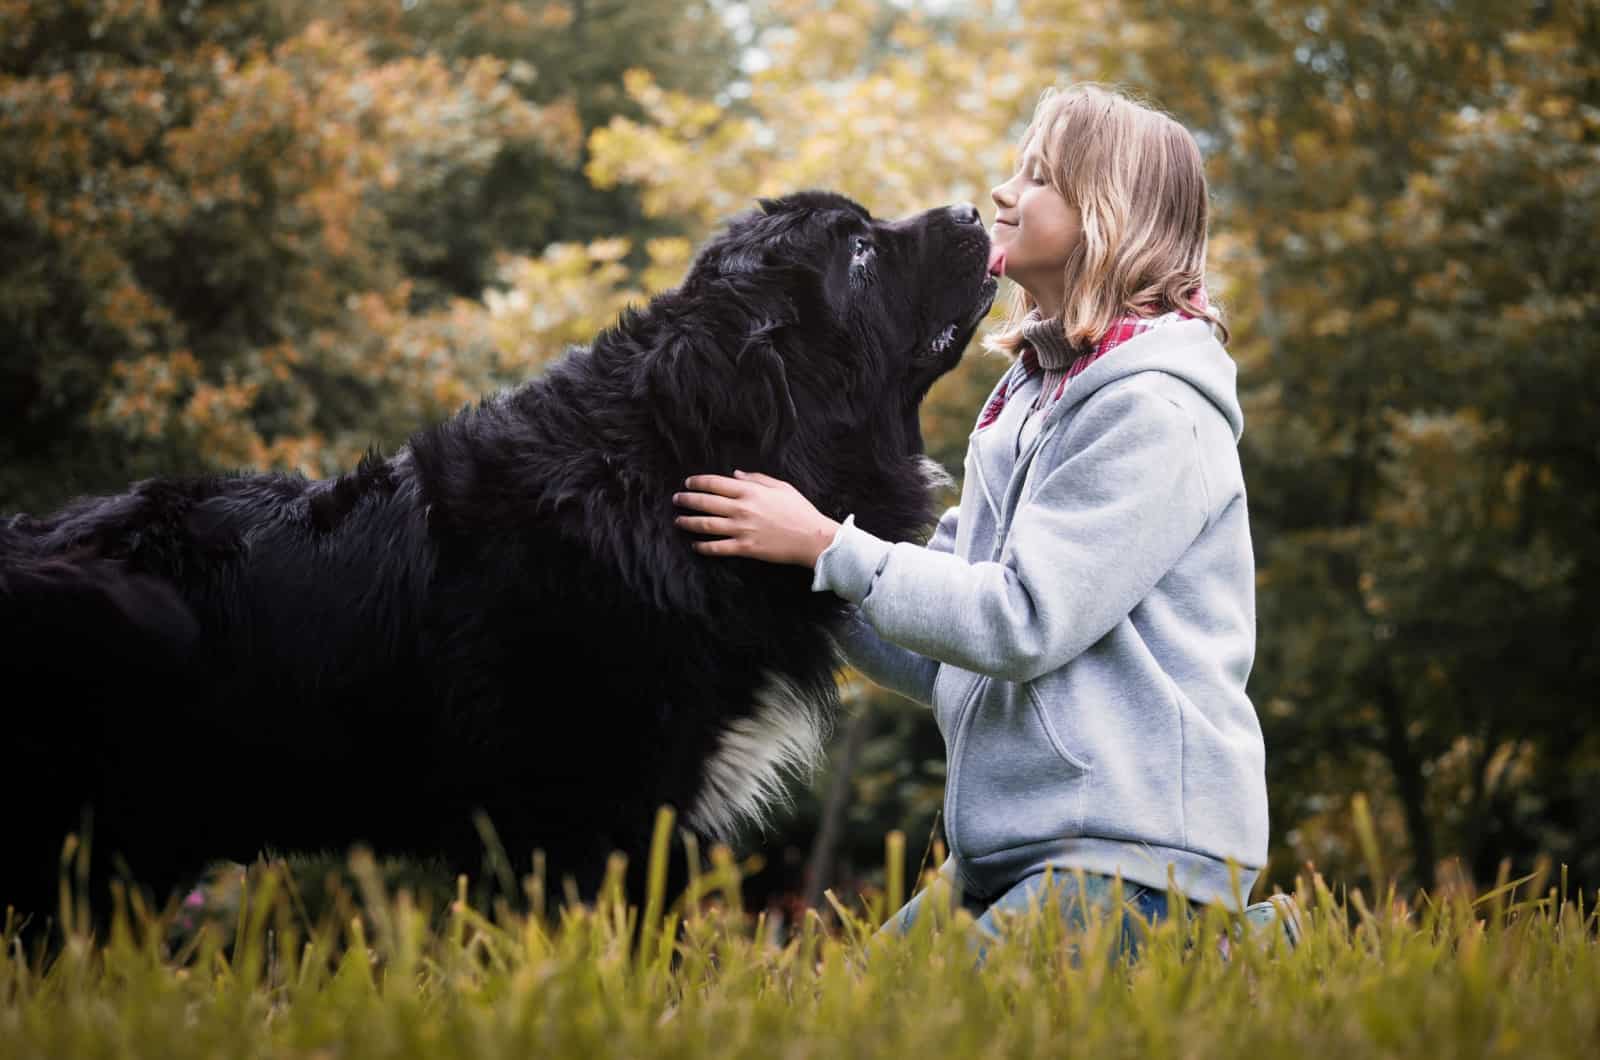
[991,181,1013,209]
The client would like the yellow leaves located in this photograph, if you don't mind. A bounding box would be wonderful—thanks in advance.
[1505,27,1577,60]
[250,433,334,479]
[1356,298,1401,328]
[621,67,664,109]
[430,375,474,411]
[1358,571,1387,617]
[1310,307,1352,338]
[1537,95,1573,120]
[888,18,933,52]
[1289,129,1328,171]
[306,187,355,260]
[1413,258,1469,302]
[484,238,661,376]
[586,238,631,264]
[186,379,260,421]
[495,236,686,361]
[95,350,203,441]
[642,237,692,293]
[99,280,165,348]
[537,3,574,30]
[1501,461,1531,504]
[107,350,201,394]
[588,8,1041,234]
[535,96,585,163]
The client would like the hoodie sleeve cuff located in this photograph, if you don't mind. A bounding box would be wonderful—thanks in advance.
[810,513,893,601]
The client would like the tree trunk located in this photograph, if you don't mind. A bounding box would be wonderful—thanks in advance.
[803,689,873,911]
[1376,665,1438,892]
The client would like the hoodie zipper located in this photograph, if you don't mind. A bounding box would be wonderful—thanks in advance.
[941,666,990,876]
[944,398,1047,878]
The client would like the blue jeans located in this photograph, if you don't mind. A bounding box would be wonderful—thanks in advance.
[876,868,1173,965]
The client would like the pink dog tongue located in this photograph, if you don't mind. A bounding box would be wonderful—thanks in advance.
[987,246,1006,277]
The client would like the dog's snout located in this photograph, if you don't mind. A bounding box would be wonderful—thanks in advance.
[949,203,982,225]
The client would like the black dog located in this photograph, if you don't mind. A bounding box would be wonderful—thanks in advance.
[1,191,996,924]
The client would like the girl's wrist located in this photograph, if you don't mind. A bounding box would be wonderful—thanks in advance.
[808,516,843,568]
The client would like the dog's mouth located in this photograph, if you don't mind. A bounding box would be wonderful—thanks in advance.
[927,273,999,357]
[899,268,997,459]
[921,268,999,366]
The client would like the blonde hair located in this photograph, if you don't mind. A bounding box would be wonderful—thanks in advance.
[983,83,1228,358]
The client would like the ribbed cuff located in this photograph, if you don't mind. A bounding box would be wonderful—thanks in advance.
[809,513,893,601]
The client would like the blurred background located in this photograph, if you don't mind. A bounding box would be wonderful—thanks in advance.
[2,0,1595,915]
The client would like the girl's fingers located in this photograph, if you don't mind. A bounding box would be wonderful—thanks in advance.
[675,515,738,536]
[673,490,740,516]
[683,474,745,496]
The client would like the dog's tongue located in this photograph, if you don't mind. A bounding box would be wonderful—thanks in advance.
[987,246,1006,277]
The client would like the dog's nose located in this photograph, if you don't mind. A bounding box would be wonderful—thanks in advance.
[949,203,982,225]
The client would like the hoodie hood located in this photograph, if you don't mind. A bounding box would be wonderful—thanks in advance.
[1043,317,1243,443]
[963,315,1243,531]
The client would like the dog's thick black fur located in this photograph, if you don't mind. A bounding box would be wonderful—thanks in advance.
[1,191,995,925]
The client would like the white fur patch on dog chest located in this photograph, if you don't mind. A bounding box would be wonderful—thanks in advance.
[686,669,829,843]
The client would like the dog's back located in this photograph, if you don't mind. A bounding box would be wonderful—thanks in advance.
[0,461,447,920]
[2,514,200,924]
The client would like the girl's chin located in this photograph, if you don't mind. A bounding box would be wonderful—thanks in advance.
[999,260,1034,288]
[1003,271,1051,305]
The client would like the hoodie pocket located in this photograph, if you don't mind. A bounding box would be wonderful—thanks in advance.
[930,662,979,740]
[950,676,1091,861]
[1022,676,1093,773]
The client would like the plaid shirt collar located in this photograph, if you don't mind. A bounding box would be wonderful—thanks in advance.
[976,290,1209,431]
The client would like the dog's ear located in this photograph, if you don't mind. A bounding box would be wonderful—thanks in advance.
[636,316,796,465]
[735,322,798,456]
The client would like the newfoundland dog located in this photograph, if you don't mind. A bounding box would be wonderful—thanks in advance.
[0,191,996,923]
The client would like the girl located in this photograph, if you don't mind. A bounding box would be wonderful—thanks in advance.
[671,83,1296,956]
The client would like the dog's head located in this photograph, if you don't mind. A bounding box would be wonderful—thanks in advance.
[680,191,995,452]
[641,192,992,537]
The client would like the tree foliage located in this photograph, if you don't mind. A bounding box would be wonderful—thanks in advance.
[0,0,731,507]
[1121,0,1600,890]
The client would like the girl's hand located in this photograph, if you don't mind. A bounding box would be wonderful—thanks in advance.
[672,470,842,568]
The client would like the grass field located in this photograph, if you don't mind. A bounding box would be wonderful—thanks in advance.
[3,808,1596,1059]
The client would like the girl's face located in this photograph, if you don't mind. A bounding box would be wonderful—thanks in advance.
[988,145,1081,311]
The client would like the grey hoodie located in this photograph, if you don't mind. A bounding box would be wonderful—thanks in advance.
[811,317,1268,908]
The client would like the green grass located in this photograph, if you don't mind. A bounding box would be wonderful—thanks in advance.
[3,808,1597,1059]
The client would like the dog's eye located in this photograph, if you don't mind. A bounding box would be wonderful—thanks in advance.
[848,236,876,289]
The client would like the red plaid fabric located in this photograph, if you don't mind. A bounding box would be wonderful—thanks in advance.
[975,290,1209,431]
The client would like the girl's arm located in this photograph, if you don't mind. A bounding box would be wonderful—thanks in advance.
[828,504,958,706]
[812,384,1208,683]
[672,475,960,705]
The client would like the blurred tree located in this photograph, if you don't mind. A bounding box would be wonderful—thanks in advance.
[1115,0,1600,891]
[334,0,741,303]
[0,0,737,510]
